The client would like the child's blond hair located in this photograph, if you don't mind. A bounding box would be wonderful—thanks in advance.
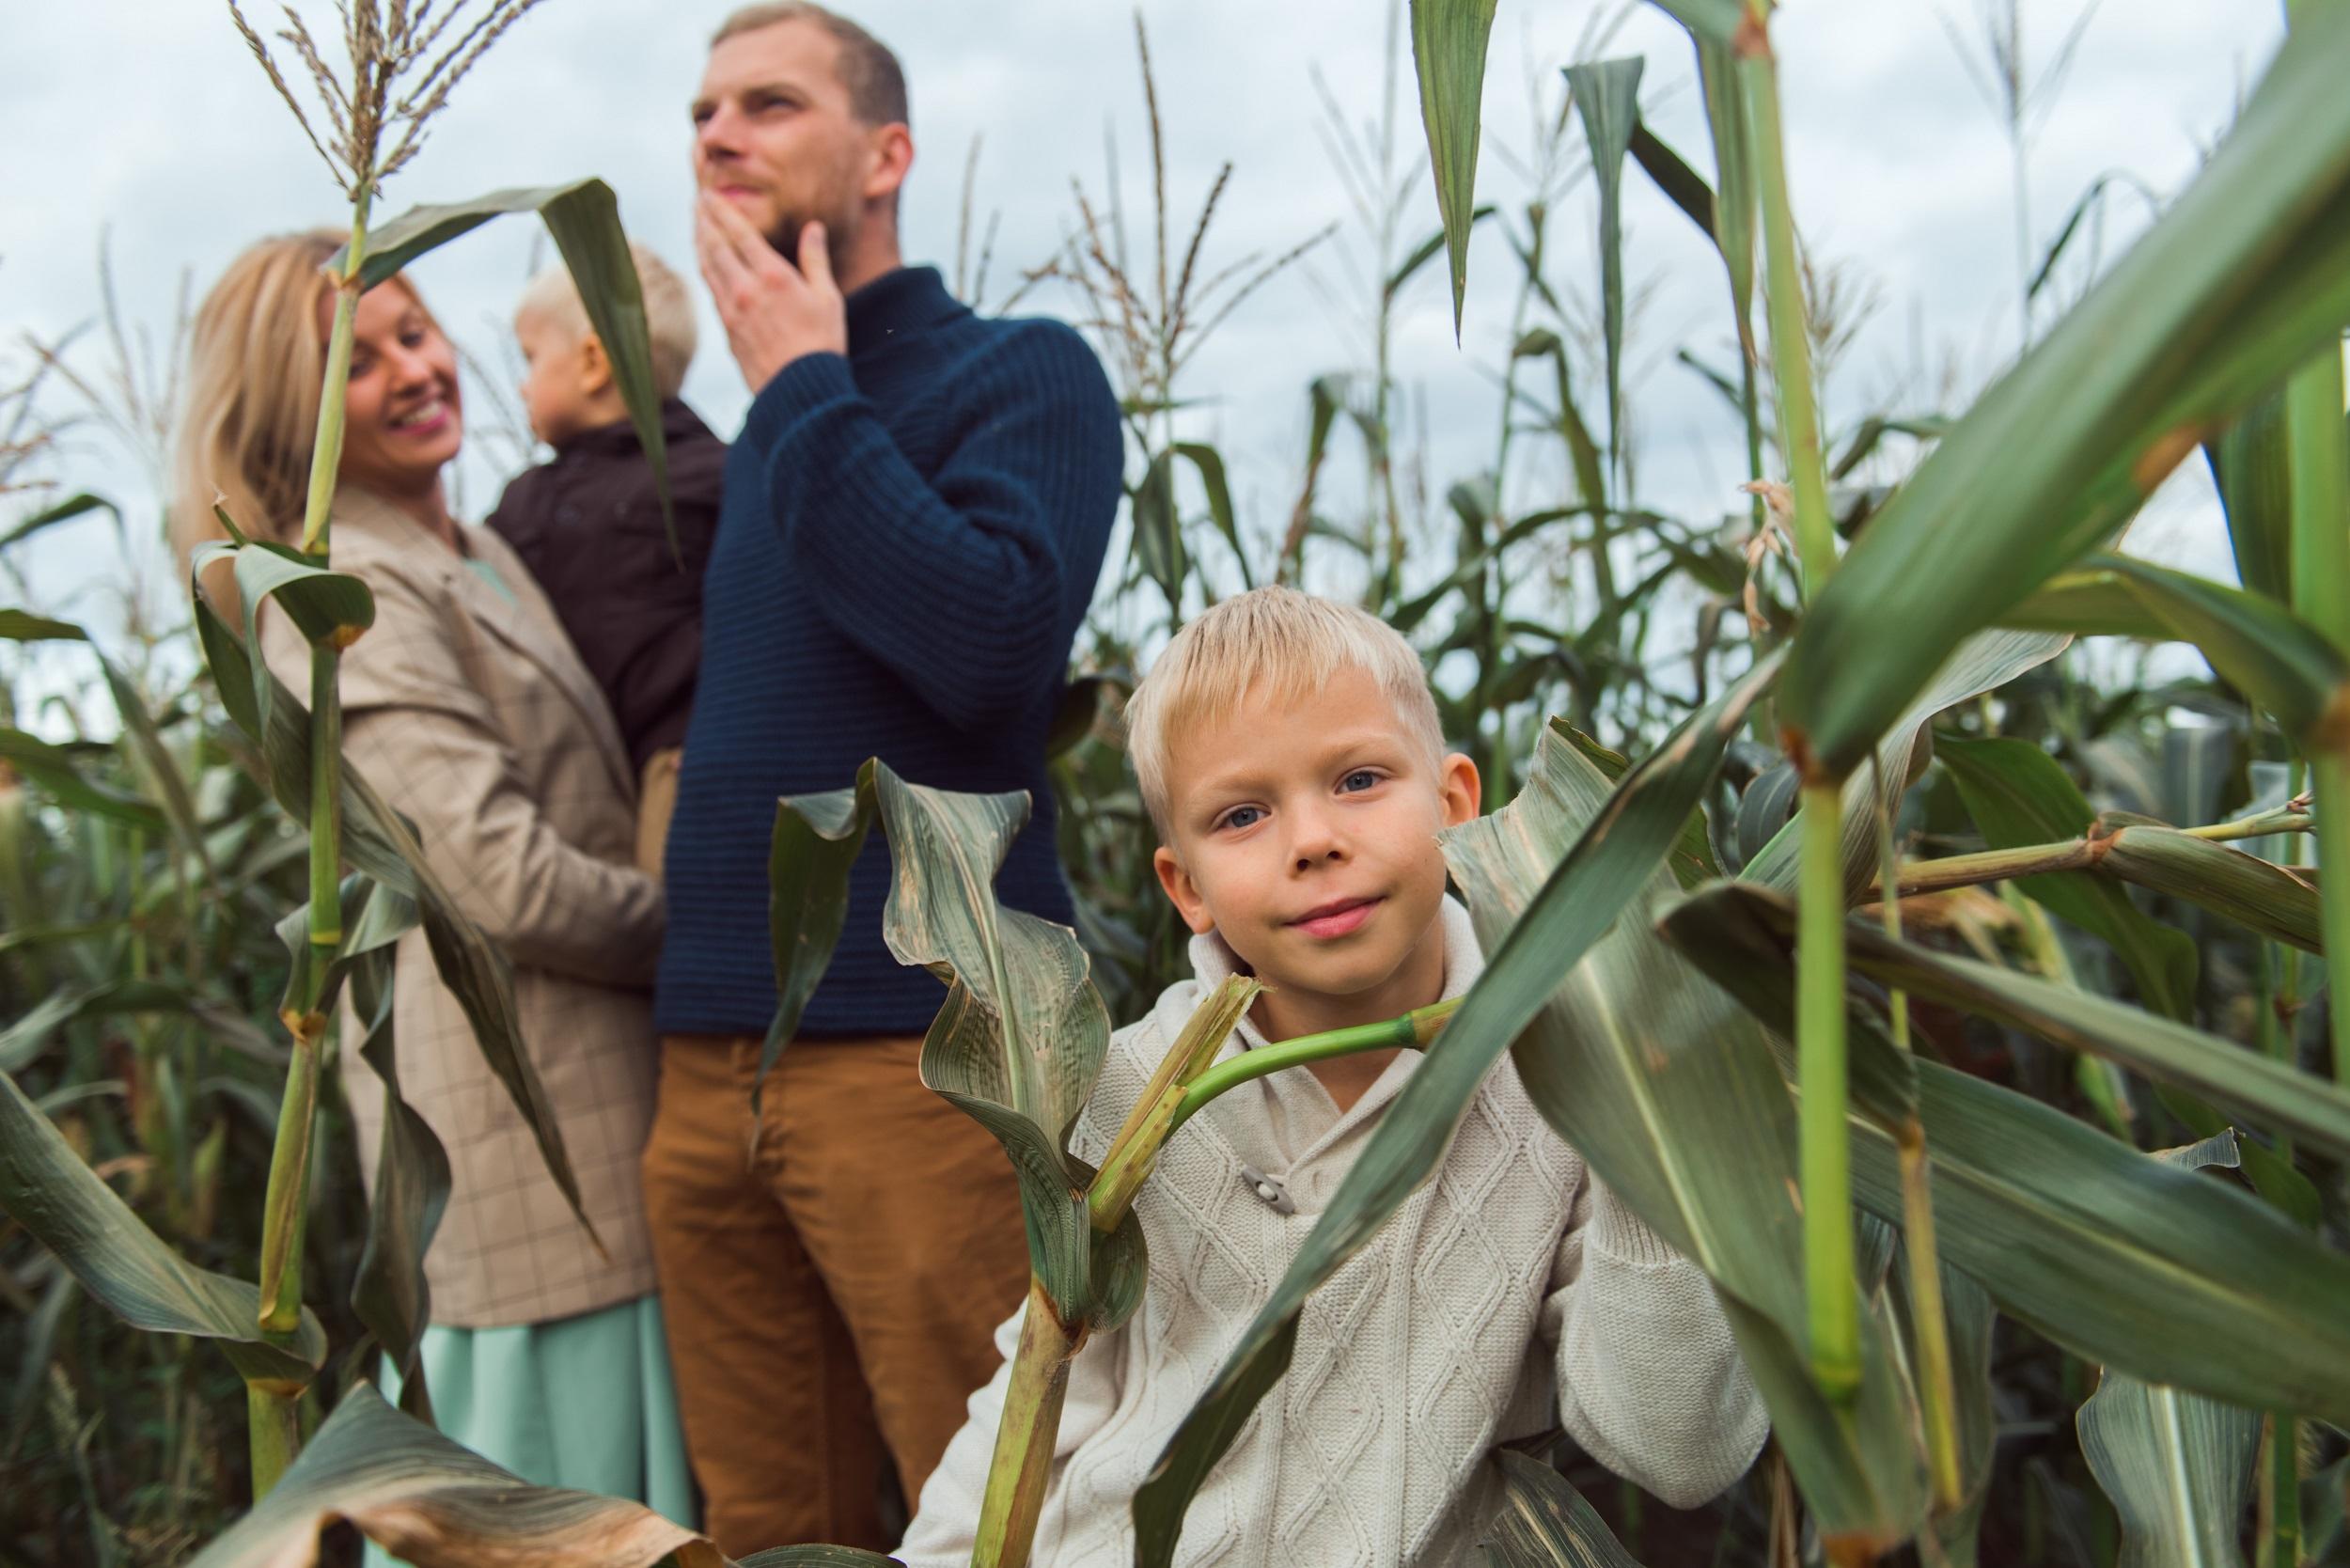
[1125,585,1447,834]
[516,243,697,398]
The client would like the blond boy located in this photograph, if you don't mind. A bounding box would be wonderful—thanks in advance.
[900,586,1768,1567]
[486,243,728,874]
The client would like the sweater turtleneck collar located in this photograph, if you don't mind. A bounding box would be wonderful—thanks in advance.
[844,264,966,353]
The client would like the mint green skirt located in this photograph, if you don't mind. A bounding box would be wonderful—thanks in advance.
[367,1294,694,1566]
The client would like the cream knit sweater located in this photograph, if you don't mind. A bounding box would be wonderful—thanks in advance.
[900,899,1768,1568]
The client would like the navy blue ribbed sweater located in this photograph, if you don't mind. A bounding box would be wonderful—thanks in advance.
[654,265,1123,1037]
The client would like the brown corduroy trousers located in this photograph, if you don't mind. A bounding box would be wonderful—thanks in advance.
[642,1032,1030,1557]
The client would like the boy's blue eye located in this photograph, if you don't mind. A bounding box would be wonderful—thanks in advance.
[1220,805,1263,831]
[1340,770,1379,792]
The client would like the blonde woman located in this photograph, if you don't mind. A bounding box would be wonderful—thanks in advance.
[173,231,689,1526]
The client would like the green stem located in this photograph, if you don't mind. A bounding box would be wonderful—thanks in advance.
[1740,26,1835,592]
[249,183,371,1494]
[306,647,343,996]
[255,1031,320,1333]
[2264,1411,2303,1568]
[1741,344,1767,535]
[299,194,372,557]
[2184,809,2315,844]
[2311,752,2350,1085]
[246,1383,302,1498]
[972,1278,1079,1568]
[1797,778,1859,1401]
[1168,998,1458,1136]
[1899,1126,1963,1510]
[1087,976,1259,1232]
[1874,759,1961,1508]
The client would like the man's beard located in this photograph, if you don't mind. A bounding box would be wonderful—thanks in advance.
[763,203,855,278]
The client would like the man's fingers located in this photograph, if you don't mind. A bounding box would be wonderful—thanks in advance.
[707,191,790,281]
[696,198,743,294]
[798,222,835,295]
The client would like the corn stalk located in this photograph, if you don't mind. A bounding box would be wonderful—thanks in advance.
[1737,0,1860,1403]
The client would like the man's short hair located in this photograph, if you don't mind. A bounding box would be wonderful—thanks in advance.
[711,3,909,129]
[516,243,698,399]
[1125,585,1448,835]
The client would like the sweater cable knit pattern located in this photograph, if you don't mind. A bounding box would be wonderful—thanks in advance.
[901,899,1769,1568]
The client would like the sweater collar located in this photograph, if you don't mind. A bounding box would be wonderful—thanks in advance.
[844,264,965,353]
[1186,893,1485,1034]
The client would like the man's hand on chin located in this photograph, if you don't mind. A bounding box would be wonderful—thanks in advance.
[697,192,848,393]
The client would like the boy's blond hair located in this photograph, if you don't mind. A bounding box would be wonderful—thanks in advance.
[516,243,697,398]
[1125,585,1447,833]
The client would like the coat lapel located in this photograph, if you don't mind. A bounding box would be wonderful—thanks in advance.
[335,490,637,802]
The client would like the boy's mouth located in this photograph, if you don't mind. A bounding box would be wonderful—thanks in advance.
[1289,896,1382,939]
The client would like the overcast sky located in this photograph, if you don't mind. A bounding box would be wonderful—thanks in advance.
[0,0,2289,641]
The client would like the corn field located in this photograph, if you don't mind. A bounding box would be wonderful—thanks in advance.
[5,1,2350,1566]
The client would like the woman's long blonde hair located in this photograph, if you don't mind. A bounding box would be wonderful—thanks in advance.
[170,231,428,582]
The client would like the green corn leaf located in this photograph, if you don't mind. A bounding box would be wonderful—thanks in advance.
[760,784,883,1109]
[1385,207,1496,302]
[1454,711,1927,1546]
[1935,735,2198,1019]
[0,492,116,552]
[1565,57,1646,467]
[2079,1375,2263,1568]
[347,941,449,1426]
[2095,821,2322,954]
[1893,1246,1999,1565]
[0,727,166,829]
[1647,0,1746,45]
[183,1383,720,1568]
[1781,9,2350,779]
[0,609,92,642]
[2202,389,2295,604]
[1628,119,1714,237]
[1477,1450,1649,1567]
[1408,0,1501,334]
[1131,453,1188,614]
[1999,554,2349,750]
[1745,626,2071,900]
[1657,882,2350,1419]
[190,539,376,746]
[1135,651,1798,1566]
[1744,886,2350,1158]
[0,979,275,1075]
[89,647,218,889]
[0,1062,325,1389]
[2071,1137,2261,1568]
[737,1551,908,1567]
[1693,35,1759,356]
[338,179,672,540]
[768,760,1139,1331]
[192,598,595,1250]
[1172,442,1251,590]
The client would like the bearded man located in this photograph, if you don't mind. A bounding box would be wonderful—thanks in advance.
[641,6,1123,1553]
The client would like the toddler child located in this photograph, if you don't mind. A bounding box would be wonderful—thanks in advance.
[486,243,728,874]
[899,586,1767,1567]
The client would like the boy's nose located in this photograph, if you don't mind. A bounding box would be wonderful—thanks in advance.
[1288,813,1345,872]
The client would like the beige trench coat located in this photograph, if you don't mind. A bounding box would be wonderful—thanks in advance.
[258,488,666,1327]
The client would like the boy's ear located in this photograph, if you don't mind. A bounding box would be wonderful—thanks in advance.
[1437,751,1480,827]
[1152,844,1218,936]
[576,334,615,396]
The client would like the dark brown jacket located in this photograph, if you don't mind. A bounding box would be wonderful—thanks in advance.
[486,398,728,772]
